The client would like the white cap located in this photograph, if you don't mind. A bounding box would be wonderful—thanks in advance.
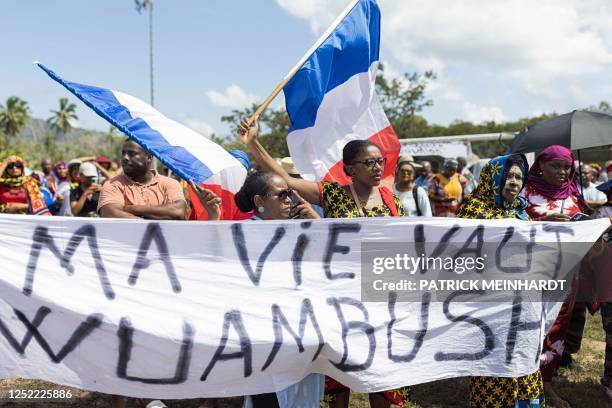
[79,162,98,177]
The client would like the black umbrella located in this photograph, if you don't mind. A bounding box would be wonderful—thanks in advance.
[508,110,612,154]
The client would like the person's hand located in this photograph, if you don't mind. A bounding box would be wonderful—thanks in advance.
[237,117,259,146]
[190,180,222,220]
[85,184,102,197]
[290,191,320,219]
[542,213,571,221]
[54,194,65,204]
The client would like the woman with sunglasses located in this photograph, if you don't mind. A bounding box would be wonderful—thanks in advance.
[394,160,432,217]
[234,171,320,221]
[0,156,50,215]
[192,171,321,408]
[238,119,409,408]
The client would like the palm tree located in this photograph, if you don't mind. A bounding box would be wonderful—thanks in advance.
[0,96,30,146]
[48,97,78,136]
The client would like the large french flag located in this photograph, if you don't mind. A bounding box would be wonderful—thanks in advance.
[37,63,248,220]
[283,0,399,188]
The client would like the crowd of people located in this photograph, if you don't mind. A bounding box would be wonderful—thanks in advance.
[0,117,611,408]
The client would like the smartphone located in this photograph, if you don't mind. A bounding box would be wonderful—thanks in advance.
[289,191,300,218]
[570,212,592,221]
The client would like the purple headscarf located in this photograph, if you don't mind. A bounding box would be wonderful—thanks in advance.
[527,145,586,208]
[52,161,68,182]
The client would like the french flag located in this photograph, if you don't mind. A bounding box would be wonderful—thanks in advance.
[37,63,248,220]
[283,0,399,188]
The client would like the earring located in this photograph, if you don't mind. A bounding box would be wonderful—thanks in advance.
[257,206,265,213]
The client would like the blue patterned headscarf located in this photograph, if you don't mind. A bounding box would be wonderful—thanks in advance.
[457,154,530,220]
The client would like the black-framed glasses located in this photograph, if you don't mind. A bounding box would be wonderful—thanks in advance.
[352,157,386,168]
[6,163,22,170]
[272,188,293,201]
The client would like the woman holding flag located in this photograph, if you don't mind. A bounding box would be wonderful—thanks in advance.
[238,118,409,408]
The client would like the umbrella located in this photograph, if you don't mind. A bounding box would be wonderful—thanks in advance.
[508,110,612,154]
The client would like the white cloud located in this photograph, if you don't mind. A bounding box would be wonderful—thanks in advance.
[462,102,506,124]
[277,0,612,84]
[68,118,81,129]
[206,85,259,109]
[276,0,346,33]
[176,114,215,138]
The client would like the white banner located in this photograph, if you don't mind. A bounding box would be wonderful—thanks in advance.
[0,215,609,399]
[401,140,471,159]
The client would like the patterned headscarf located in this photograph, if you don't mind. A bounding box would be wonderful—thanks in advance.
[0,156,50,215]
[456,154,529,220]
[526,145,588,211]
[0,155,27,184]
[52,161,68,182]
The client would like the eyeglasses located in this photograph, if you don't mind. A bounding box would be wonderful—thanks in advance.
[272,188,293,201]
[6,163,22,170]
[352,157,386,168]
[398,169,414,174]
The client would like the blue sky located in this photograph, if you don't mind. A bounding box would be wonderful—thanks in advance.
[3,1,612,137]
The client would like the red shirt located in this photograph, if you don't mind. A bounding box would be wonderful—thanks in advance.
[0,184,27,206]
[523,183,582,220]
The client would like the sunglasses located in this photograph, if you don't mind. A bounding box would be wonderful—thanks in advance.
[398,168,414,174]
[352,157,386,168]
[272,188,293,201]
[6,163,23,170]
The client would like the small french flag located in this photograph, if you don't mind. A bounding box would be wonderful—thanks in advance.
[37,63,248,220]
[283,0,399,188]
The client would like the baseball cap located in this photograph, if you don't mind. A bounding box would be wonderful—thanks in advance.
[79,162,98,177]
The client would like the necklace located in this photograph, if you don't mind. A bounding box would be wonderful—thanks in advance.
[349,184,368,217]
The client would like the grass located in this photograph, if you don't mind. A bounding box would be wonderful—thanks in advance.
[1,312,608,408]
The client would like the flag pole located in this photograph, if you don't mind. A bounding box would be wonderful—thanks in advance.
[248,0,360,122]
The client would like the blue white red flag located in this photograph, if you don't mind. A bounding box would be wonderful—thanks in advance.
[37,63,248,220]
[283,0,399,187]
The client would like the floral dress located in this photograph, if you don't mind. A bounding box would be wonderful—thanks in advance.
[318,181,410,407]
[456,155,545,408]
[319,181,405,218]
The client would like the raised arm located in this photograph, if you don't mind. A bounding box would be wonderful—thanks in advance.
[91,161,112,180]
[238,118,321,204]
[0,157,11,177]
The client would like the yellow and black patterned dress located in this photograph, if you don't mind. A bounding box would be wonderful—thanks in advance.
[318,181,405,218]
[318,181,410,406]
[469,371,545,408]
[457,155,545,408]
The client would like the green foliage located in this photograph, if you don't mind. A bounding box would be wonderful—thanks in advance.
[0,96,30,147]
[375,64,436,139]
[220,103,291,158]
[47,97,78,136]
[588,100,612,113]
[2,125,123,171]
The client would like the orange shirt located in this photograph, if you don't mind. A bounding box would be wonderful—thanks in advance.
[97,171,185,212]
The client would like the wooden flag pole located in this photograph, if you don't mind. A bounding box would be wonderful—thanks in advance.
[248,0,360,122]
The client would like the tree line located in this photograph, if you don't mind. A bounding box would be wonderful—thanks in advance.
[2,66,610,169]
